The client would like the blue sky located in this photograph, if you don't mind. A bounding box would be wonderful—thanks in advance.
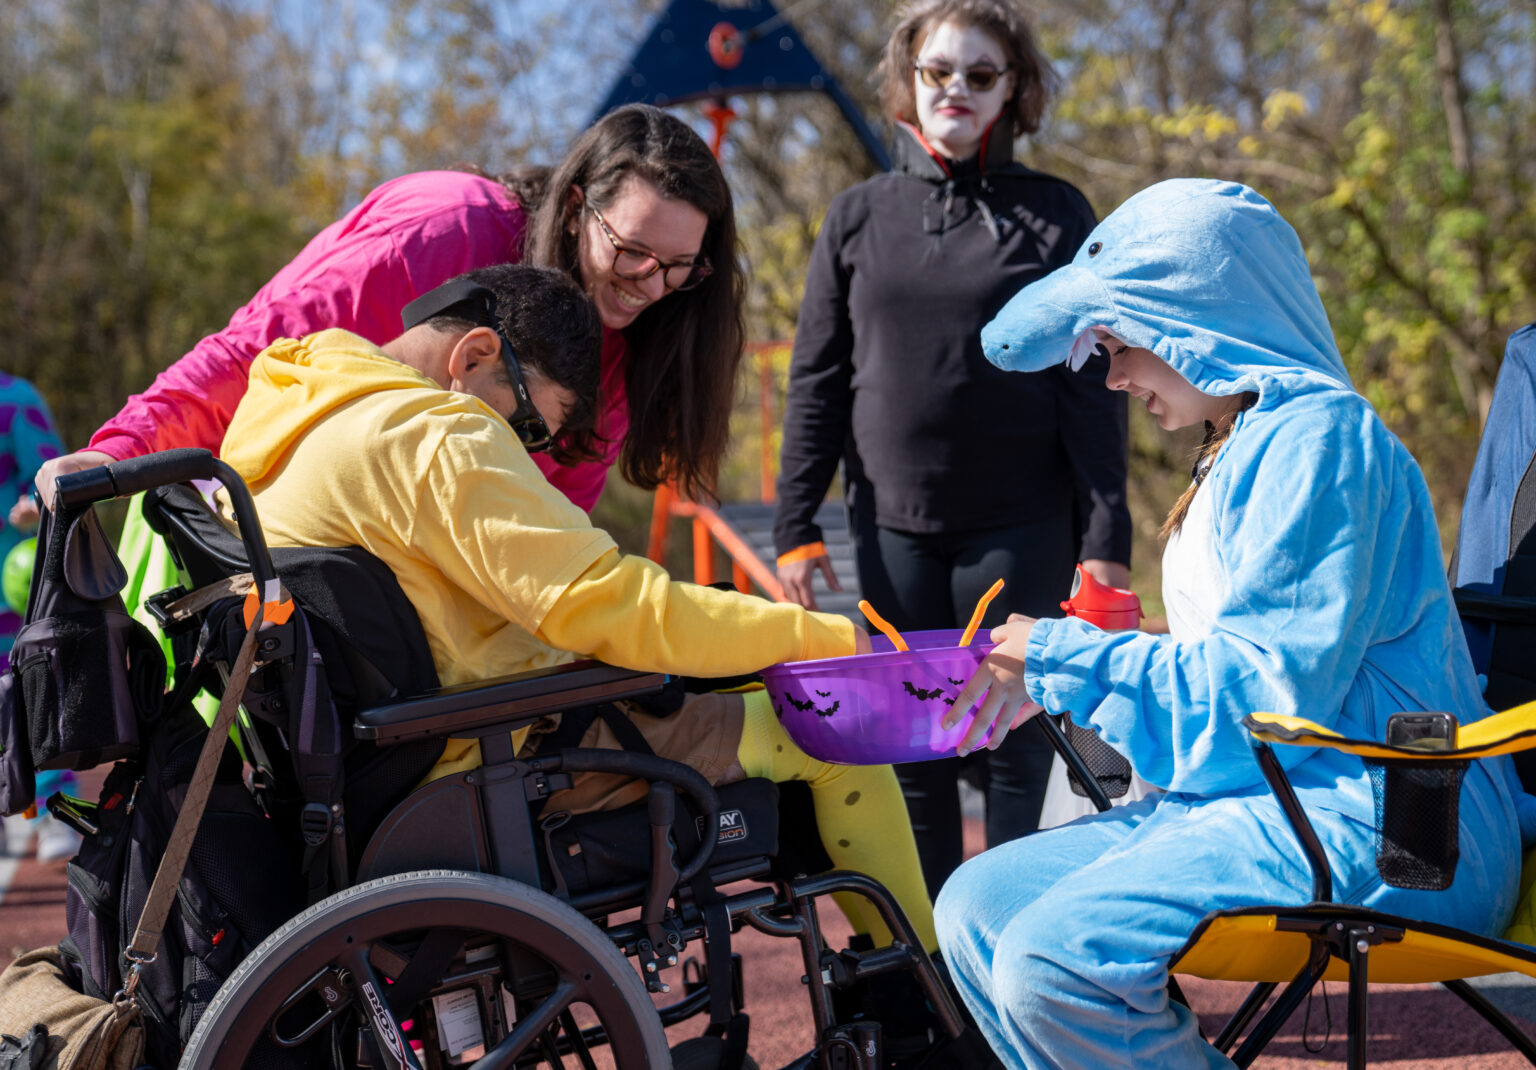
[262,0,657,167]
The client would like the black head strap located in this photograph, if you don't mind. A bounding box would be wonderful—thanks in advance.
[401,278,495,331]
[399,278,553,452]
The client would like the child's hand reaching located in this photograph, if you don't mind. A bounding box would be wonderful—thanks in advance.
[946,614,1044,756]
[8,492,39,532]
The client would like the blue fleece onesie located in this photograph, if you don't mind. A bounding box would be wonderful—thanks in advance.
[933,179,1535,1069]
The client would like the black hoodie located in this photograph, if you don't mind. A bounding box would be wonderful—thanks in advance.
[773,123,1131,564]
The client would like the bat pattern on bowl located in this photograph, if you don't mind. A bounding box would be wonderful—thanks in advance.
[763,629,999,765]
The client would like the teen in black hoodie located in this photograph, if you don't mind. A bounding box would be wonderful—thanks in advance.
[773,0,1131,902]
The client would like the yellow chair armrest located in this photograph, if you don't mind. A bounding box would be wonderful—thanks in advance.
[1244,700,1536,760]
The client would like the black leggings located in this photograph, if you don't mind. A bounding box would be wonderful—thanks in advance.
[851,507,1077,901]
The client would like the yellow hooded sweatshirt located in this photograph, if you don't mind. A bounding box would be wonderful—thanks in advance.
[220,330,857,697]
[219,333,941,956]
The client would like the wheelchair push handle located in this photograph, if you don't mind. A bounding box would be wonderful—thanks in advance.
[55,447,221,507]
[53,448,209,509]
[54,448,280,591]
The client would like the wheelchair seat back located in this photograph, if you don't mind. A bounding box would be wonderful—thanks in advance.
[144,483,439,707]
[143,483,446,863]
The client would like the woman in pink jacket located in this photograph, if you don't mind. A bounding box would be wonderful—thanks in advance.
[33,104,740,512]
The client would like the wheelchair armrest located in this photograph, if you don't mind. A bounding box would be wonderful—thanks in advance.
[1244,703,1536,761]
[354,660,667,744]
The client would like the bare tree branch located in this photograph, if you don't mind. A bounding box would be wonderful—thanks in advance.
[1432,0,1474,180]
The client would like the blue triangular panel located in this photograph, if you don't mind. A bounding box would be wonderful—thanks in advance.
[593,0,890,170]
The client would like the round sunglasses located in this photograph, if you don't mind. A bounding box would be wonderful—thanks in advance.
[588,204,713,292]
[914,62,1011,93]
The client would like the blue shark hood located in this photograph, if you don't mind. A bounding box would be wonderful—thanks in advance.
[992,179,1536,852]
[981,179,1351,403]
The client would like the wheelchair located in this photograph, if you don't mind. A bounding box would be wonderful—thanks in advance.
[51,448,966,1070]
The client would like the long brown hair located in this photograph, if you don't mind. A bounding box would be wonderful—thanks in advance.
[1161,392,1258,539]
[502,104,743,503]
[877,0,1058,137]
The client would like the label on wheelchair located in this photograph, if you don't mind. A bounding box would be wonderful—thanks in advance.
[432,988,486,1060]
[697,807,750,845]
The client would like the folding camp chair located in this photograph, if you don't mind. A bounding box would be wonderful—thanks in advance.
[1170,323,1536,1068]
[1171,703,1536,1068]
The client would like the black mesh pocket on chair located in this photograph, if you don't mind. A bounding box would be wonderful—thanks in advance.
[1366,757,1469,890]
[18,612,143,771]
[17,650,61,762]
[1063,719,1133,799]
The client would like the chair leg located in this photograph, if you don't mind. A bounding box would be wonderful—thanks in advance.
[1443,978,1536,1065]
[1213,981,1277,1054]
[1347,930,1370,1070]
[1231,945,1331,1068]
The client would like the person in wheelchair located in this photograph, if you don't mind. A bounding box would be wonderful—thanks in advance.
[213,262,942,979]
[931,179,1536,1069]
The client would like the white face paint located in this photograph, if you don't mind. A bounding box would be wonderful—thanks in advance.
[913,20,1014,161]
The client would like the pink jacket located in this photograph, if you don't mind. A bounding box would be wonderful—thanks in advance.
[89,170,628,512]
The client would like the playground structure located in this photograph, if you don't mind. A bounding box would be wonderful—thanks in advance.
[593,0,890,170]
[594,0,883,615]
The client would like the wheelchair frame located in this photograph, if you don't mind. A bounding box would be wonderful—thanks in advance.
[55,448,964,1070]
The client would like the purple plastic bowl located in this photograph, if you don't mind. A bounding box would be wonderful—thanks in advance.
[762,629,997,765]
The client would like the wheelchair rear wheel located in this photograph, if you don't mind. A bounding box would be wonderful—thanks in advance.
[181,870,668,1069]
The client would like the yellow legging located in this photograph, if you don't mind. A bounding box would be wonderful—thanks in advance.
[737,690,937,953]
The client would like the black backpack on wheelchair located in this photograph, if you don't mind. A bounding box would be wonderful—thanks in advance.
[34,448,966,1070]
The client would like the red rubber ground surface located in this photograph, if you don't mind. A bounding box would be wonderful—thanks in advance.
[3,781,1528,1068]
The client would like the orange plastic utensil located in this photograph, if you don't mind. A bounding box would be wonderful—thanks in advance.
[858,599,909,652]
[958,579,1005,647]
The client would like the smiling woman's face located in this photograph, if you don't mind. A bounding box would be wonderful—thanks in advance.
[574,175,708,331]
[913,20,1013,161]
[1096,330,1240,431]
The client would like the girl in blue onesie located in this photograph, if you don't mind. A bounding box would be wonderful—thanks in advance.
[933,178,1536,1069]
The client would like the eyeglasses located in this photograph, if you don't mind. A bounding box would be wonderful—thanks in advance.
[914,62,1011,93]
[587,204,713,292]
[399,277,554,452]
[492,324,554,453]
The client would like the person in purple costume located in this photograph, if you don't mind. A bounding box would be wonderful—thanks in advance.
[0,374,78,862]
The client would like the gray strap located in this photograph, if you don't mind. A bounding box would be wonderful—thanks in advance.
[121,592,268,995]
[159,573,254,623]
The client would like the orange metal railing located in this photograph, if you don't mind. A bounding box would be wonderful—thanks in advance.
[647,341,788,599]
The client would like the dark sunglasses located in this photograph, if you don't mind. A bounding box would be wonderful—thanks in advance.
[400,278,554,452]
[588,204,713,292]
[489,322,554,452]
[914,62,1011,93]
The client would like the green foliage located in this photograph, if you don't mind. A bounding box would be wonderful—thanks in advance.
[0,0,344,450]
[4,0,1532,601]
[1026,0,1535,542]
